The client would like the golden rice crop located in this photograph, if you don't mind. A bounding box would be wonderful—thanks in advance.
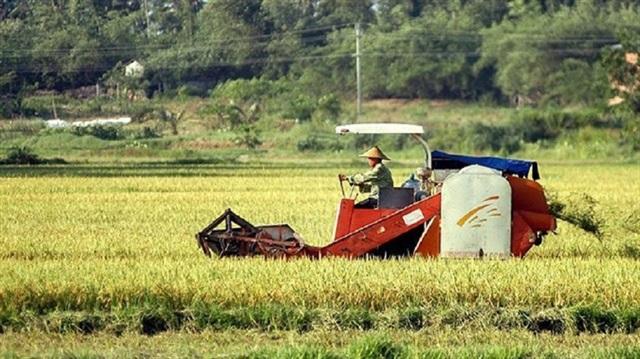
[0,162,639,317]
[1,257,639,312]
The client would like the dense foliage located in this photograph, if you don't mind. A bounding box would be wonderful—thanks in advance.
[1,0,639,118]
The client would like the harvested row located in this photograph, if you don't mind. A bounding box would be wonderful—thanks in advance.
[2,303,640,336]
[1,258,639,312]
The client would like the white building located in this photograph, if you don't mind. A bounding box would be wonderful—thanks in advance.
[125,61,144,78]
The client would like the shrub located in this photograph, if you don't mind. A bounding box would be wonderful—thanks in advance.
[621,114,640,151]
[211,78,282,104]
[233,124,262,149]
[398,307,425,330]
[352,134,380,151]
[0,96,21,118]
[315,94,342,122]
[2,146,42,165]
[124,101,157,122]
[296,134,344,152]
[428,122,520,154]
[465,122,520,153]
[284,94,316,122]
[297,135,325,152]
[177,84,208,98]
[508,109,609,144]
[0,146,66,165]
[574,306,619,334]
[19,95,58,118]
[132,126,161,140]
[71,125,123,141]
[347,335,408,359]
[334,309,375,330]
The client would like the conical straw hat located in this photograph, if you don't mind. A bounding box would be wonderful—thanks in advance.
[359,146,390,160]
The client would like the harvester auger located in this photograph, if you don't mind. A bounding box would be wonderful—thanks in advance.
[197,124,557,259]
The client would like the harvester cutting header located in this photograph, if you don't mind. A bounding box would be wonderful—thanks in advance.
[196,123,556,259]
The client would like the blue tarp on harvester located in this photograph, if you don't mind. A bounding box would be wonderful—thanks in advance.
[431,150,540,179]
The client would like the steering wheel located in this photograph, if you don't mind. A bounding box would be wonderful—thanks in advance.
[338,175,358,199]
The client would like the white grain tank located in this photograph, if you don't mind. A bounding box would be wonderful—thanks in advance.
[440,165,512,258]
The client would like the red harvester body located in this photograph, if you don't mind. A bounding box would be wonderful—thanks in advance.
[196,173,555,259]
[196,124,556,259]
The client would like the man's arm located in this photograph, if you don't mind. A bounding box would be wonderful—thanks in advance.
[347,165,382,185]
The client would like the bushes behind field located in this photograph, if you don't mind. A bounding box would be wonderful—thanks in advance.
[428,108,639,155]
[3,97,639,158]
[291,107,638,156]
[0,146,66,165]
[2,304,639,336]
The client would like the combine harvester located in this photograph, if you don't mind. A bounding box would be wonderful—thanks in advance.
[196,124,556,259]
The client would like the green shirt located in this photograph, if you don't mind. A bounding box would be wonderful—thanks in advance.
[347,163,394,199]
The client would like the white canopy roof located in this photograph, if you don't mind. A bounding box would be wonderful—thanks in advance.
[335,123,424,135]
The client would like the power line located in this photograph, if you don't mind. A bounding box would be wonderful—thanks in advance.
[2,48,607,74]
[2,21,627,57]
[0,32,347,58]
[1,22,356,55]
[0,33,618,58]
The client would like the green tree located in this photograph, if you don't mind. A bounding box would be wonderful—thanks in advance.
[478,3,638,105]
[363,10,487,99]
[603,37,640,113]
[156,108,185,135]
[0,13,34,116]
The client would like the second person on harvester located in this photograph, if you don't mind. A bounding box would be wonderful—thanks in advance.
[339,146,394,208]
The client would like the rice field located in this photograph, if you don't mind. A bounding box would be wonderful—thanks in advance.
[1,161,639,357]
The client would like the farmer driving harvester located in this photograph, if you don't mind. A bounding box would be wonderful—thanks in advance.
[197,123,558,259]
[338,146,394,208]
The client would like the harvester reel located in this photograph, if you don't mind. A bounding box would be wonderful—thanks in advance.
[197,209,308,258]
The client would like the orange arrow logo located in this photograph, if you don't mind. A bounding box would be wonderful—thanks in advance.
[457,195,501,228]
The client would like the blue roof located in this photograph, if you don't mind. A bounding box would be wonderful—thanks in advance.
[431,150,540,179]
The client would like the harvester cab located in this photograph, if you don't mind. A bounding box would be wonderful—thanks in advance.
[196,123,556,259]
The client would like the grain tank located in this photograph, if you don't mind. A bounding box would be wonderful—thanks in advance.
[440,165,512,258]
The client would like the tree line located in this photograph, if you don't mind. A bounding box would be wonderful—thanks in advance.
[1,0,639,117]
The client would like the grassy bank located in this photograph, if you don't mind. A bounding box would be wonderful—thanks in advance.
[1,329,640,358]
[1,98,638,163]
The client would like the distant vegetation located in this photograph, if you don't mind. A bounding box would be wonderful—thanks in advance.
[1,1,639,161]
[0,1,638,112]
[0,145,65,165]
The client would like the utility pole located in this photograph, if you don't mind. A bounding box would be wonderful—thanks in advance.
[143,0,151,38]
[355,22,362,120]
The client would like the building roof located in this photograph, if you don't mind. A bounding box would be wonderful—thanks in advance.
[125,61,144,77]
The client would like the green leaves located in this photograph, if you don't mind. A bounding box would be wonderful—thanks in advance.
[479,3,633,106]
